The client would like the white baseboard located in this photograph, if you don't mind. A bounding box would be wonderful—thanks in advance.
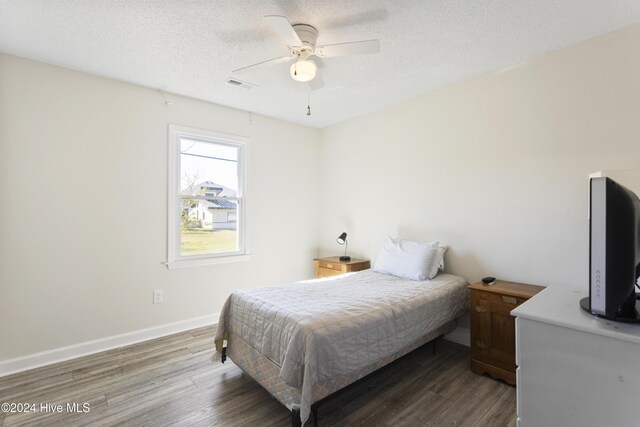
[444,326,470,347]
[0,313,219,378]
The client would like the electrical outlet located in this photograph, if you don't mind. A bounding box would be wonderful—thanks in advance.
[153,289,163,304]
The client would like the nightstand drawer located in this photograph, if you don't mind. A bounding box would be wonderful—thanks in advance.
[316,260,344,272]
[475,291,528,309]
[313,257,370,279]
[316,267,343,277]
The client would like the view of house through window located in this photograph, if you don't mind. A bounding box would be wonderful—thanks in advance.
[180,137,241,256]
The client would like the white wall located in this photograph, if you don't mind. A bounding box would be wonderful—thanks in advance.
[319,25,640,291]
[0,54,321,361]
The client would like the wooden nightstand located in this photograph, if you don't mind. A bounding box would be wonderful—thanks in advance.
[314,257,370,278]
[469,280,544,385]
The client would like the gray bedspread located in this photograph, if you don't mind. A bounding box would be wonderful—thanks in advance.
[214,270,468,424]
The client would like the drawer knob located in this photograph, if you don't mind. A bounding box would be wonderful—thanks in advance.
[501,296,517,304]
[326,263,333,268]
[475,305,488,313]
[475,340,487,349]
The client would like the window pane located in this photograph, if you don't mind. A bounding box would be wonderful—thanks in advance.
[180,138,238,194]
[180,227,239,256]
[179,138,240,256]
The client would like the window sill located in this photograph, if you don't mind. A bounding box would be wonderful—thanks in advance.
[165,254,251,270]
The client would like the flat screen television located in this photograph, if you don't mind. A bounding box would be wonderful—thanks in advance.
[580,176,640,322]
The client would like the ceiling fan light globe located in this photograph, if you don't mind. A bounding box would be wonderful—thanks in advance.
[290,59,317,82]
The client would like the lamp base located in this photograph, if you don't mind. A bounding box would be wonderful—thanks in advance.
[339,256,351,261]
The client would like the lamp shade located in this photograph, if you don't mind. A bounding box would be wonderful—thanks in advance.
[337,232,347,245]
[290,59,317,82]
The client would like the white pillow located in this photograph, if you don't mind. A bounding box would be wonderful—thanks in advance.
[428,245,448,279]
[373,236,439,281]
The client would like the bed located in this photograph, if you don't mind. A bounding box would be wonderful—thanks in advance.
[214,269,468,426]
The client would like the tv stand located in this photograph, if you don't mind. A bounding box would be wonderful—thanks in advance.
[513,286,640,426]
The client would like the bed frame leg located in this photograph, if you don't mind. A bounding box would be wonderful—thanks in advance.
[291,407,302,427]
[221,347,227,363]
[433,334,444,355]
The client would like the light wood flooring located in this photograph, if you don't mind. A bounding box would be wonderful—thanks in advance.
[0,326,516,426]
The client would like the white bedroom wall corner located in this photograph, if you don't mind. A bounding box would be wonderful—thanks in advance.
[317,23,640,291]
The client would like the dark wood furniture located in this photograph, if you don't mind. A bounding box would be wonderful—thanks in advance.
[313,256,370,278]
[468,280,544,385]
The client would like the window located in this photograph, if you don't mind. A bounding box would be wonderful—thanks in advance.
[167,125,249,268]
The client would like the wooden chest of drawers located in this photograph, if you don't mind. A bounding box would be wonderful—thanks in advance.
[468,280,544,385]
[313,257,370,278]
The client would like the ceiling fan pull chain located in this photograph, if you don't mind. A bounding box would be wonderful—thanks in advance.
[307,90,311,116]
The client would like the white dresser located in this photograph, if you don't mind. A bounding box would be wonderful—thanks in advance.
[512,286,640,427]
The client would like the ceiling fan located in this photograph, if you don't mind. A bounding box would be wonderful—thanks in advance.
[232,15,381,89]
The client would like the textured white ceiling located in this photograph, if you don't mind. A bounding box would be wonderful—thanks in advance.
[1,1,640,128]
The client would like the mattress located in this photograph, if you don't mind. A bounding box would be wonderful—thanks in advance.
[214,270,469,424]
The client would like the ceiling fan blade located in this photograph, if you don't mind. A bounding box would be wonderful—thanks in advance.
[264,15,303,47]
[308,74,325,91]
[315,39,380,57]
[232,56,292,74]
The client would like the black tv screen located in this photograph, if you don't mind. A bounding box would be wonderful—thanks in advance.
[581,176,640,322]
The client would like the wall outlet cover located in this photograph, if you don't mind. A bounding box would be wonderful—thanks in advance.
[153,289,164,304]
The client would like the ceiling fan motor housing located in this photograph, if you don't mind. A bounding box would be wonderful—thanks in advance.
[292,24,318,52]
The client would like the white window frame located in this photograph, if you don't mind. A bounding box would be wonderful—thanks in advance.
[166,124,250,269]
